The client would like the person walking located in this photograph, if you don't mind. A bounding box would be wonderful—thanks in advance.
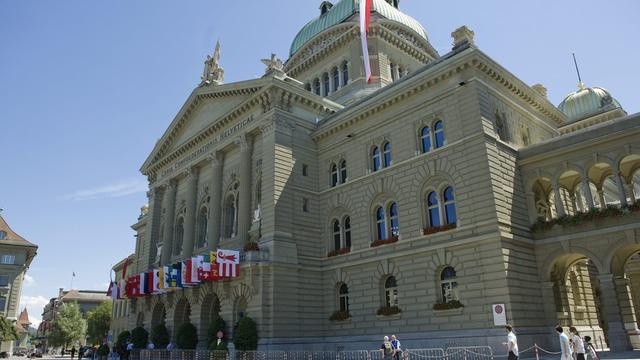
[390,335,402,360]
[503,325,519,360]
[380,336,394,360]
[556,326,572,360]
[569,327,585,360]
[147,341,155,350]
[583,336,598,360]
[71,346,76,359]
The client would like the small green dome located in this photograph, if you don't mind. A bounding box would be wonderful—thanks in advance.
[289,0,429,57]
[558,85,623,122]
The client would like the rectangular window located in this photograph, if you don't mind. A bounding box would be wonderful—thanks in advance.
[0,255,15,265]
[302,164,309,176]
[303,199,309,212]
[0,275,8,287]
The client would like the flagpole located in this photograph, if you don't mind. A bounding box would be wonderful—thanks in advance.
[70,270,74,290]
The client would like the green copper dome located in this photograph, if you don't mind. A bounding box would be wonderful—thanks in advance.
[558,85,623,122]
[289,0,429,57]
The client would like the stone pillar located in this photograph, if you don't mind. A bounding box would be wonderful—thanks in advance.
[613,169,628,207]
[392,65,400,81]
[624,183,636,205]
[319,77,326,97]
[541,281,560,326]
[582,177,595,210]
[598,274,633,351]
[237,135,253,245]
[182,167,199,257]
[525,191,538,225]
[145,187,164,269]
[207,153,224,251]
[597,187,606,208]
[552,182,566,217]
[614,276,640,346]
[161,180,177,265]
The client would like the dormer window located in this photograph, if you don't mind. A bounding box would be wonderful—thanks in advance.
[0,231,5,240]
[320,1,333,15]
[385,0,400,8]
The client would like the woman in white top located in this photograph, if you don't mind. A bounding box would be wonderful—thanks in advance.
[556,326,572,360]
[569,327,586,360]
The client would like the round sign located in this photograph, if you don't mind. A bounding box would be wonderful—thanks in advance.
[494,305,503,314]
[216,330,224,339]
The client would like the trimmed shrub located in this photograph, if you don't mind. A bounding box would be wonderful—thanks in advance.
[207,317,226,349]
[176,322,198,350]
[234,317,258,351]
[150,323,170,349]
[97,344,110,356]
[116,330,131,354]
[130,327,149,349]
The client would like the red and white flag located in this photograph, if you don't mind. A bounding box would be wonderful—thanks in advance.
[217,249,240,278]
[359,0,373,83]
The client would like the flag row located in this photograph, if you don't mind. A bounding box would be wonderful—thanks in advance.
[108,249,240,300]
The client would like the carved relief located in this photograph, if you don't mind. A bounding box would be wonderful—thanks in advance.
[494,109,509,142]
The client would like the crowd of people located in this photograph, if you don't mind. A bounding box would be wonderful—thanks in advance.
[503,324,599,360]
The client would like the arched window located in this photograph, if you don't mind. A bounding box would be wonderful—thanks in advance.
[372,146,381,172]
[427,191,441,228]
[440,267,458,303]
[421,126,431,153]
[443,187,457,225]
[333,219,341,251]
[224,193,238,238]
[330,163,338,187]
[389,202,399,237]
[384,276,398,308]
[383,142,392,167]
[339,160,347,184]
[332,67,340,91]
[342,61,349,85]
[434,120,445,148]
[323,73,330,96]
[339,283,349,312]
[314,78,321,95]
[196,207,208,248]
[344,216,351,248]
[376,207,387,240]
[174,217,185,254]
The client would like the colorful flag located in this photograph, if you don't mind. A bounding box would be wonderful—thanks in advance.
[107,281,114,298]
[190,257,201,283]
[126,274,140,297]
[118,279,126,299]
[162,266,172,289]
[359,0,373,83]
[217,249,240,278]
[172,263,183,289]
[108,281,117,300]
[158,267,166,291]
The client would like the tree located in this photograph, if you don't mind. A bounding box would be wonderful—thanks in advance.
[176,322,197,349]
[150,323,170,349]
[0,316,18,342]
[87,300,112,345]
[47,302,85,349]
[233,317,258,351]
[130,327,149,349]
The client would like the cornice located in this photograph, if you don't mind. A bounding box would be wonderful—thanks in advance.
[311,49,567,141]
[144,78,342,179]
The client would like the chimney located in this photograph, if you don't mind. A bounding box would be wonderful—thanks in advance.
[532,84,548,98]
[451,26,475,51]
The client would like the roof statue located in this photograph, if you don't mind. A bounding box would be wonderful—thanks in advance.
[200,40,224,86]
[261,53,285,76]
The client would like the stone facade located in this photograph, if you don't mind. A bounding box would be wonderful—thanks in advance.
[114,0,640,353]
[0,215,37,354]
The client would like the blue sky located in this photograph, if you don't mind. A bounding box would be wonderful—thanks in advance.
[1,0,638,326]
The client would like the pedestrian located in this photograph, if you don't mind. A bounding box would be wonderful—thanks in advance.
[380,336,394,360]
[71,346,76,359]
[556,326,572,360]
[583,336,598,360]
[147,341,155,350]
[569,327,585,360]
[503,325,519,360]
[166,341,175,351]
[390,335,402,360]
[126,341,133,360]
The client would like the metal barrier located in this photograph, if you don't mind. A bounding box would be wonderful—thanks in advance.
[403,348,446,360]
[444,347,494,360]
[138,349,230,360]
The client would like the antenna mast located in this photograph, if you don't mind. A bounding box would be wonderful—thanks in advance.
[572,53,585,89]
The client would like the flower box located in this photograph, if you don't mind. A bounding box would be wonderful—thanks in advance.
[243,242,260,252]
[329,311,351,321]
[371,236,399,248]
[328,248,351,258]
[376,306,402,316]
[530,205,636,233]
[432,300,464,311]
[423,223,457,235]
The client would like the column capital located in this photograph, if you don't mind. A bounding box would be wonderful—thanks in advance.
[182,166,199,181]
[235,134,253,152]
[208,151,224,168]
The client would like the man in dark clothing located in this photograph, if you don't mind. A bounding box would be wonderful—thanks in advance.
[70,346,76,359]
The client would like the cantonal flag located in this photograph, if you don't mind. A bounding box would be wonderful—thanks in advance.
[189,257,201,284]
[359,0,373,83]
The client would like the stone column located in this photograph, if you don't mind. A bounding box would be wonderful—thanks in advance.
[161,180,177,265]
[597,187,606,208]
[613,168,628,207]
[525,192,538,225]
[392,65,400,81]
[552,182,566,217]
[598,274,632,351]
[207,153,224,251]
[624,183,636,205]
[145,187,164,269]
[582,176,595,210]
[237,135,253,245]
[614,277,640,341]
[541,281,560,326]
[182,167,199,258]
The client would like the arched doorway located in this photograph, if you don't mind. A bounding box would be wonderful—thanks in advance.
[151,303,166,327]
[174,298,192,331]
[200,293,223,344]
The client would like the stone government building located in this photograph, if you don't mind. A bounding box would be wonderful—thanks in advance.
[114,0,640,352]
